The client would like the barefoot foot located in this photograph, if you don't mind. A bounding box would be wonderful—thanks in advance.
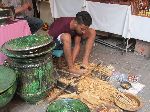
[68,67,87,77]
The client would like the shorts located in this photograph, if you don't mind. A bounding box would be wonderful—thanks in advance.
[57,33,64,44]
[54,33,64,50]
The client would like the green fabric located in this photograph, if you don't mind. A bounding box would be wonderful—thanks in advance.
[0,65,16,93]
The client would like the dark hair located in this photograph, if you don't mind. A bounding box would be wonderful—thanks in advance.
[75,11,92,26]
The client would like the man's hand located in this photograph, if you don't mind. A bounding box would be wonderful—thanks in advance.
[15,2,32,14]
[0,3,5,8]
[22,2,32,11]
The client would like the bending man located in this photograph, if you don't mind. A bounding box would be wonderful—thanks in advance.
[48,11,96,75]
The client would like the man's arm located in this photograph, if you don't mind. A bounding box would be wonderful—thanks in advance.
[72,35,81,63]
[15,2,31,14]
[0,3,4,8]
[82,28,96,65]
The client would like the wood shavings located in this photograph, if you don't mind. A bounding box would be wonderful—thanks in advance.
[77,77,140,110]
[79,91,106,106]
[58,77,76,85]
[47,88,61,97]
[97,104,121,112]
[74,63,114,77]
[77,77,117,104]
[53,62,141,111]
[114,93,139,110]
[58,92,79,99]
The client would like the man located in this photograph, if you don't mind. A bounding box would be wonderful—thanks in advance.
[1,0,43,34]
[48,11,96,75]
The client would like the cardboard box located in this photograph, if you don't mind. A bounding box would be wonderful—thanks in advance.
[134,40,150,58]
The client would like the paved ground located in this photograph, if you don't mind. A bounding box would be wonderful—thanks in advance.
[0,36,150,112]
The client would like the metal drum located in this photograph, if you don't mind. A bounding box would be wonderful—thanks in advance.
[0,65,16,108]
[1,34,56,104]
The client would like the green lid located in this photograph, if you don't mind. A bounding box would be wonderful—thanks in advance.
[1,43,56,58]
[3,34,53,51]
[47,98,90,112]
[0,65,16,93]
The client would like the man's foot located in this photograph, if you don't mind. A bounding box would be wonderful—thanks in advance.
[80,64,88,69]
[68,67,87,77]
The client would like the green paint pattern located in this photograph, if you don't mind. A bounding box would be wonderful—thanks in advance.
[0,82,17,108]
[5,34,52,51]
[16,59,55,104]
[47,98,90,112]
[0,66,16,108]
[1,34,56,104]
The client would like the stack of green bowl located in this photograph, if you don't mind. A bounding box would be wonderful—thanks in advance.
[1,34,55,59]
[0,65,16,108]
[1,34,56,104]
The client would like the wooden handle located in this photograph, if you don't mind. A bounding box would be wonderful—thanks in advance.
[47,83,72,103]
[47,89,64,103]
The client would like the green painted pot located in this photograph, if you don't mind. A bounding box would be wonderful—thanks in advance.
[1,44,55,59]
[46,98,90,112]
[0,17,7,25]
[3,34,53,54]
[0,82,16,108]
[0,65,16,108]
[11,57,56,104]
[1,35,55,58]
[1,34,56,104]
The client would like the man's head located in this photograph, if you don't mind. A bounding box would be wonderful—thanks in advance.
[72,11,92,35]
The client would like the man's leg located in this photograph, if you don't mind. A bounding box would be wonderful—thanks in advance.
[72,35,81,63]
[32,0,40,18]
[61,33,85,75]
[24,16,43,34]
[82,28,96,65]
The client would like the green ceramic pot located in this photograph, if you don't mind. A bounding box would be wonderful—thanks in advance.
[1,44,55,59]
[3,34,53,54]
[1,34,56,104]
[0,17,7,25]
[0,65,16,108]
[6,53,52,65]
[1,35,55,58]
[0,8,14,17]
[11,57,56,104]
[46,98,90,112]
[0,82,17,108]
